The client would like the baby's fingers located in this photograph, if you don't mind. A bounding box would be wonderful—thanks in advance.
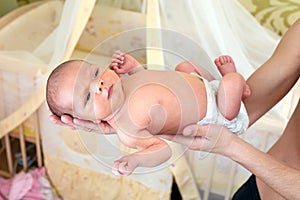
[112,160,131,176]
[112,51,125,62]
[111,57,124,65]
[119,162,133,176]
[112,161,122,176]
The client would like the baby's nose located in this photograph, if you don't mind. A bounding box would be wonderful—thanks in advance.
[95,79,104,94]
[91,79,103,94]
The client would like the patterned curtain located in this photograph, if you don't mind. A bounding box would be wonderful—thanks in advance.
[239,0,300,35]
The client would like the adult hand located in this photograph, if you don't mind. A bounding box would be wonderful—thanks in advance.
[161,124,236,156]
[49,113,116,134]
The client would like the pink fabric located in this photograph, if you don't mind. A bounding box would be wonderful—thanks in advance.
[0,167,57,200]
[9,171,33,200]
[0,177,12,200]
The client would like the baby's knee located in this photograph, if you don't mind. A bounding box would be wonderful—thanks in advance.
[225,73,245,84]
[175,61,195,72]
[221,73,246,91]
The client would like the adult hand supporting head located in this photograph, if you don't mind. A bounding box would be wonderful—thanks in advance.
[49,112,116,134]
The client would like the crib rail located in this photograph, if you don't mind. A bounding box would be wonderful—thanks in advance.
[0,111,43,177]
[0,0,96,177]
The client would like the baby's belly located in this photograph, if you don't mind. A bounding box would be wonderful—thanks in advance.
[158,126,183,135]
[149,77,207,135]
[149,111,199,135]
[145,105,182,135]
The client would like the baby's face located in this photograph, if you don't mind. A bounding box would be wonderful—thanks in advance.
[58,62,123,122]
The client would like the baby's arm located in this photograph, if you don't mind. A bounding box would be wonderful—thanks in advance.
[110,50,145,75]
[113,129,171,176]
[175,61,215,81]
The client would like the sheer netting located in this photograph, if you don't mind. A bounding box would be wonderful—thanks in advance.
[159,0,296,198]
[1,0,297,199]
[29,0,295,198]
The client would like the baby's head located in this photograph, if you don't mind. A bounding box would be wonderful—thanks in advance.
[46,60,122,122]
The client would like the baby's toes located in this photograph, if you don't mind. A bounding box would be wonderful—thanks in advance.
[214,58,222,67]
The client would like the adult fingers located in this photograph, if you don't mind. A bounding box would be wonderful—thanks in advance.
[182,124,210,137]
[49,114,75,129]
[160,134,205,150]
[73,119,116,134]
[73,118,97,131]
[61,115,74,126]
[49,114,63,125]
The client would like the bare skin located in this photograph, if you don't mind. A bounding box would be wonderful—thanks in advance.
[109,52,249,175]
[163,18,300,200]
[48,51,249,176]
[214,56,251,119]
[49,18,300,198]
[243,18,300,200]
[214,55,251,100]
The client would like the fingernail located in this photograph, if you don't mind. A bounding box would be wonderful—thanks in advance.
[183,128,193,136]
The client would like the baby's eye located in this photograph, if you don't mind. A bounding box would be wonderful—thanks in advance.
[94,68,99,78]
[86,92,91,103]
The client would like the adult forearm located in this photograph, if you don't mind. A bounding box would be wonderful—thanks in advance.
[245,18,300,125]
[228,136,300,199]
[245,56,300,126]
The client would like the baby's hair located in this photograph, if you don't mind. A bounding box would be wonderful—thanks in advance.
[46,60,83,117]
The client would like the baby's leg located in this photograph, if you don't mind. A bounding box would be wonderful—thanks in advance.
[175,61,214,81]
[217,73,249,120]
[215,55,250,99]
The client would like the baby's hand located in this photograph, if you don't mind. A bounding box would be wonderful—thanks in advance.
[110,50,125,74]
[112,154,138,176]
[110,50,141,75]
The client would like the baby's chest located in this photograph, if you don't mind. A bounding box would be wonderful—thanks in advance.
[123,87,180,133]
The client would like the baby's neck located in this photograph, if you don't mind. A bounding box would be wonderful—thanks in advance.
[104,117,117,131]
[102,111,120,130]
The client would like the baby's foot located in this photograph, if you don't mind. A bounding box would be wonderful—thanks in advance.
[214,55,237,76]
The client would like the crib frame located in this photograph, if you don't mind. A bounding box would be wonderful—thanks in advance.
[0,0,95,178]
[0,1,45,178]
[1,1,297,200]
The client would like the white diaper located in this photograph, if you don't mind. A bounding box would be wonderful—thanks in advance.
[197,77,249,135]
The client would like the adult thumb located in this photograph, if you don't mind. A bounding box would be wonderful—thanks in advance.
[183,124,209,137]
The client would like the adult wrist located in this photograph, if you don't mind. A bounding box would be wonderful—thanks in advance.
[222,134,246,161]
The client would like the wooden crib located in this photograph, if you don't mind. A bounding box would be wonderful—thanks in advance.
[0,1,51,177]
[0,0,299,200]
[0,0,95,177]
